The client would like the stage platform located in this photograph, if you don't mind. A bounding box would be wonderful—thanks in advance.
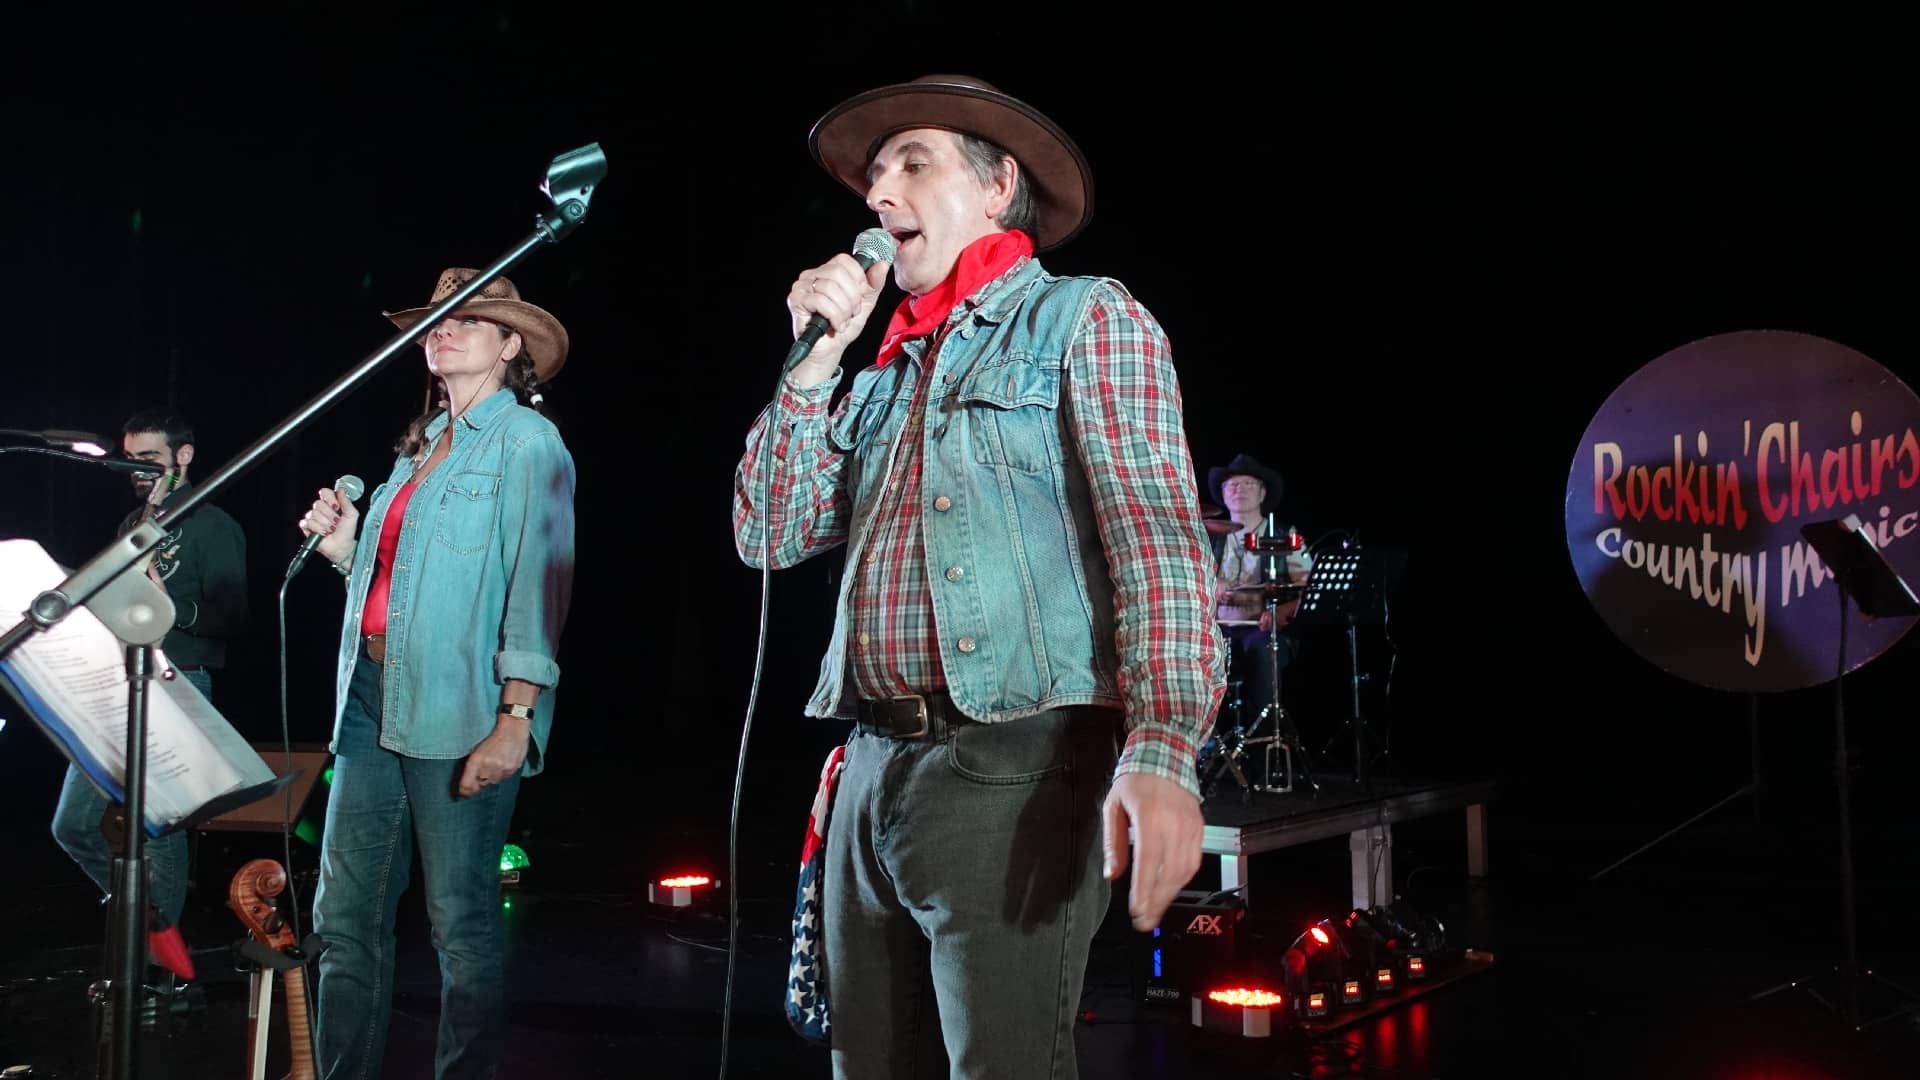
[1196,772,1496,911]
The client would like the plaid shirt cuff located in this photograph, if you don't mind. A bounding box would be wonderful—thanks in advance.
[778,371,838,420]
[1113,671,1224,800]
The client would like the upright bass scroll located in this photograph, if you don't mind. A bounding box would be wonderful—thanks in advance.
[228,858,318,1080]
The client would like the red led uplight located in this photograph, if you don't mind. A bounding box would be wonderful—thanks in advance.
[659,875,711,888]
[1207,988,1283,1008]
[1309,927,1331,945]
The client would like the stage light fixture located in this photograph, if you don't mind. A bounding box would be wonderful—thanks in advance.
[1343,908,1405,993]
[1191,986,1284,1038]
[498,843,530,886]
[1340,900,1453,998]
[1342,978,1366,1006]
[1281,916,1363,1018]
[650,874,716,908]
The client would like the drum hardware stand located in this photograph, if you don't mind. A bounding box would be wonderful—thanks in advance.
[1201,522,1322,801]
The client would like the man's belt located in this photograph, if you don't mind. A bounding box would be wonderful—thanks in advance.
[854,691,969,740]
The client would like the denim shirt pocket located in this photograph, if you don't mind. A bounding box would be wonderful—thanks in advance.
[826,392,871,455]
[434,470,502,554]
[956,353,1063,475]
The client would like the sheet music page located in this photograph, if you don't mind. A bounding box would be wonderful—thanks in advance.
[0,538,275,831]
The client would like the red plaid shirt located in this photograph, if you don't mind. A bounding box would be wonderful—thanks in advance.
[843,365,945,697]
[735,261,1224,794]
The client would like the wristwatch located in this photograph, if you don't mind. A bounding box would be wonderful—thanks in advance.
[498,703,535,721]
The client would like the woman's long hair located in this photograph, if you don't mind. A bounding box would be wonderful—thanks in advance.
[395,328,549,459]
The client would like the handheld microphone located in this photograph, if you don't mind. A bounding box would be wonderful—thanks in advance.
[783,228,899,372]
[288,474,366,578]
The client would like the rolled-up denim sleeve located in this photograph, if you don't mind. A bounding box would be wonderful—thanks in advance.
[494,430,576,688]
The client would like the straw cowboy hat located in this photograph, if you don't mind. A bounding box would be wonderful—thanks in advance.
[385,268,571,382]
[808,74,1095,251]
[1208,453,1286,513]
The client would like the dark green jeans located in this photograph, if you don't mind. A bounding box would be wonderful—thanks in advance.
[823,706,1119,1079]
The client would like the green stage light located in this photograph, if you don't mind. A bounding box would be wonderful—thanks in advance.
[499,844,530,872]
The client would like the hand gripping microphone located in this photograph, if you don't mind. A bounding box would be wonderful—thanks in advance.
[288,474,365,578]
[783,227,898,373]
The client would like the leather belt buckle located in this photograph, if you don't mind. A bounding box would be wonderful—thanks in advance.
[366,633,387,663]
[892,694,930,739]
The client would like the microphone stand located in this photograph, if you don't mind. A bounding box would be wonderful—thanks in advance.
[0,445,166,476]
[0,142,605,1080]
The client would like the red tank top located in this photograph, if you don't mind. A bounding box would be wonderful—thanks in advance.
[360,481,419,637]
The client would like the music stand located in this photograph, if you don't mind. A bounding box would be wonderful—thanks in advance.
[1294,543,1403,793]
[1752,514,1920,1031]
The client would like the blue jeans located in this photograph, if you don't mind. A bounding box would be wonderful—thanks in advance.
[49,667,210,932]
[312,645,520,1080]
[823,706,1118,1079]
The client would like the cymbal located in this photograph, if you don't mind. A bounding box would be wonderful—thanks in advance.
[1224,582,1305,602]
[1203,518,1242,536]
[1198,501,1227,519]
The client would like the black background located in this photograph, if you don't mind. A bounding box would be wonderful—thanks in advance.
[3,12,1915,918]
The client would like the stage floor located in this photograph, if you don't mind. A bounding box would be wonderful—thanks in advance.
[4,782,1919,1077]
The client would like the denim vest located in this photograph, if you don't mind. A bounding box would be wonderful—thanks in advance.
[332,388,576,773]
[809,259,1120,722]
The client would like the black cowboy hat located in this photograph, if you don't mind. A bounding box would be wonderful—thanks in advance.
[1206,453,1285,512]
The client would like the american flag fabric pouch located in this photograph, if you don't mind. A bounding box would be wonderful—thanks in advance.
[785,744,846,1044]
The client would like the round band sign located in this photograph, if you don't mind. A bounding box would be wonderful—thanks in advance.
[1564,330,1920,692]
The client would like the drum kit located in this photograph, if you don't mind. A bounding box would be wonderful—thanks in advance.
[1195,503,1321,802]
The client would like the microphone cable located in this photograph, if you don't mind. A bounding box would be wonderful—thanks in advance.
[719,361,785,1080]
[273,477,359,1057]
[719,229,893,1079]
[275,563,318,1048]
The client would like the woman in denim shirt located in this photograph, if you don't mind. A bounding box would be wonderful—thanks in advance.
[297,268,577,1080]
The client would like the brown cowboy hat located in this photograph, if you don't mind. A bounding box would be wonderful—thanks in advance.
[385,268,570,383]
[1207,453,1285,512]
[808,74,1095,252]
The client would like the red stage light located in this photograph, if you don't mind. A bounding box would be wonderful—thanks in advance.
[1193,987,1283,1037]
[1310,926,1331,945]
[649,874,717,908]
[1207,988,1283,1007]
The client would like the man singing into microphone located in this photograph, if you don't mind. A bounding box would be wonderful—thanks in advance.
[733,75,1224,1077]
[50,408,248,980]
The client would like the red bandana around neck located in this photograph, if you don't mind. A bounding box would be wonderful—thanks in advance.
[874,230,1034,367]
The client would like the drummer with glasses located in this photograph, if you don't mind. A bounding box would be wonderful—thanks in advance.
[1204,453,1312,728]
